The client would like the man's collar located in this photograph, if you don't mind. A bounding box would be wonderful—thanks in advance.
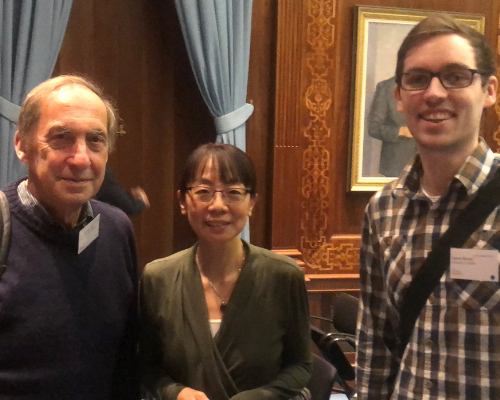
[392,154,423,199]
[17,179,94,229]
[392,138,497,200]
[454,138,496,195]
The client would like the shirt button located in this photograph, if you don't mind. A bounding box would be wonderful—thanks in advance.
[426,380,433,389]
[427,339,433,347]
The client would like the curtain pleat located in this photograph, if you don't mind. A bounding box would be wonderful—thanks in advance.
[0,0,73,188]
[174,0,254,242]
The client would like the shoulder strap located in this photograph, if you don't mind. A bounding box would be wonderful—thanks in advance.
[398,167,500,358]
[0,190,10,276]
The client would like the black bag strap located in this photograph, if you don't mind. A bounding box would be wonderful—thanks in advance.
[0,190,10,277]
[398,167,500,358]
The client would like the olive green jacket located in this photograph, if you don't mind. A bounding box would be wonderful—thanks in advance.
[139,241,311,400]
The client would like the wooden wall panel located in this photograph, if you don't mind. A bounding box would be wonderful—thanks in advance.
[246,0,279,249]
[273,0,500,312]
[55,0,277,268]
[272,1,304,252]
[54,0,210,268]
[54,0,500,303]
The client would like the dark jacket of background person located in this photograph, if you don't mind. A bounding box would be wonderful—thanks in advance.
[95,165,146,216]
[367,76,416,177]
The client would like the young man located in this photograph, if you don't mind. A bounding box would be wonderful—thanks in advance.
[0,75,139,399]
[357,14,500,399]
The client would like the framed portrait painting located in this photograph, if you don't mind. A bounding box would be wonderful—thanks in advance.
[348,6,485,191]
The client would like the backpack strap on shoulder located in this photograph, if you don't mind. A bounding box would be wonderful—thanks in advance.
[0,190,11,277]
[398,167,500,358]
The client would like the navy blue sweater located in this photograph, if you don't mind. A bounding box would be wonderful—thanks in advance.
[0,181,140,400]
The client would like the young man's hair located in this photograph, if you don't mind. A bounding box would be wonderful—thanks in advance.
[18,75,118,151]
[395,14,496,87]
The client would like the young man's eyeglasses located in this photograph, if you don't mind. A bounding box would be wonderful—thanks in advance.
[187,186,251,203]
[400,68,484,91]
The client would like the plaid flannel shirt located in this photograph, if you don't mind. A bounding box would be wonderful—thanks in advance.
[356,139,500,399]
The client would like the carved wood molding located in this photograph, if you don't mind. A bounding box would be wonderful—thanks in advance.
[273,0,361,279]
[305,273,360,292]
[303,234,361,274]
[274,235,361,276]
[273,248,306,267]
[300,0,339,271]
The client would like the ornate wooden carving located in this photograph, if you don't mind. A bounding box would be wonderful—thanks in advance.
[301,0,336,271]
[306,235,360,272]
[274,1,500,304]
[274,0,360,275]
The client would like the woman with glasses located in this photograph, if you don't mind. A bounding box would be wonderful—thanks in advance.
[139,143,311,400]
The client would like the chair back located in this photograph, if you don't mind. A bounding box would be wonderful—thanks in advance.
[332,293,359,336]
[307,353,337,400]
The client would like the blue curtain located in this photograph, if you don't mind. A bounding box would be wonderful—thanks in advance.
[174,0,254,242]
[0,0,73,188]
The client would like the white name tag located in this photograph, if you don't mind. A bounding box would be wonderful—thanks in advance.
[450,248,499,282]
[78,214,100,254]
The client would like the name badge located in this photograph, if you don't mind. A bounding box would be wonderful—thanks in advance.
[78,214,100,254]
[450,248,499,282]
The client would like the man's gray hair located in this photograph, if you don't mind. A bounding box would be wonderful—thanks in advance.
[17,75,118,151]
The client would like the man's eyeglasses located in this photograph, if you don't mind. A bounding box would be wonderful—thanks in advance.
[400,68,483,91]
[187,186,251,203]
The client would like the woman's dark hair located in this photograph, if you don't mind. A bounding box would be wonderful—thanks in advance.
[179,143,257,197]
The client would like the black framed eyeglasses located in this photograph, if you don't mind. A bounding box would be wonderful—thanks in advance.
[187,186,251,203]
[400,68,483,91]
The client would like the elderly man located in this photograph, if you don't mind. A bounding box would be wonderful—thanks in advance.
[357,15,500,399]
[0,76,139,399]
[368,76,416,177]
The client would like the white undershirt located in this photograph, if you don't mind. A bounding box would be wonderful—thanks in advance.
[422,187,441,204]
[209,319,222,337]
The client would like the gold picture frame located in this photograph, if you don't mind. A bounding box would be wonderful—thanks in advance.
[348,6,485,191]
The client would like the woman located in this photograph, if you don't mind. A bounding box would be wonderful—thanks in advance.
[139,144,311,400]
